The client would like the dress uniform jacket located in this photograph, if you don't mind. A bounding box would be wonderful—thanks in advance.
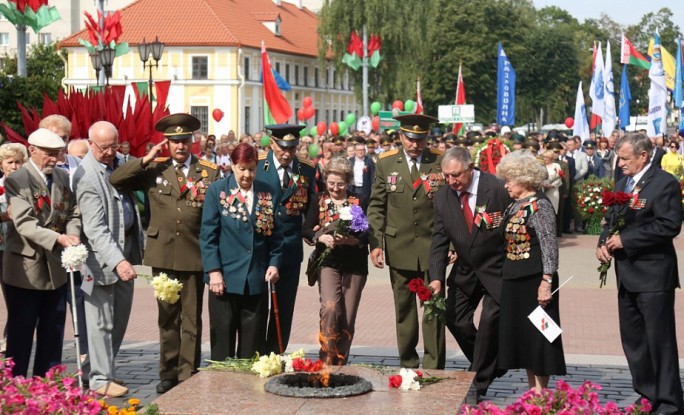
[109,156,219,270]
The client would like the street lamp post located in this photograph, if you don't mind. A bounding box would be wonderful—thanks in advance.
[89,45,116,87]
[138,37,165,113]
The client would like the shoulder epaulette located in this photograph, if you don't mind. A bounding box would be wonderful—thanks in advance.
[429,148,445,156]
[297,155,315,168]
[198,159,218,170]
[153,157,169,163]
[379,149,399,160]
[258,152,268,161]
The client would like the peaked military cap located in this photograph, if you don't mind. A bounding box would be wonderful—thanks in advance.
[266,124,302,148]
[155,113,201,141]
[394,114,438,140]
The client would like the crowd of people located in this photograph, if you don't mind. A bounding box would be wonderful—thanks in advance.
[0,112,681,414]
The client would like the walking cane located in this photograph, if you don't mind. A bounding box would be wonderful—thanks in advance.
[269,282,284,354]
[67,269,83,388]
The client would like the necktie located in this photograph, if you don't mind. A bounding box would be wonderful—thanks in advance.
[282,166,290,190]
[461,191,473,233]
[46,174,53,192]
[175,163,186,184]
[410,158,420,182]
[625,176,636,193]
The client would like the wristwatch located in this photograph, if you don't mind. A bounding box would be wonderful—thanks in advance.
[542,276,553,284]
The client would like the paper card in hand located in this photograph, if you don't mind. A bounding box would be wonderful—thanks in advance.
[528,306,562,343]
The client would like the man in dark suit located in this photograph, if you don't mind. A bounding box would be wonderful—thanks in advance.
[257,124,316,354]
[429,146,510,397]
[110,114,220,394]
[584,140,605,178]
[367,114,446,369]
[348,141,375,200]
[597,133,683,415]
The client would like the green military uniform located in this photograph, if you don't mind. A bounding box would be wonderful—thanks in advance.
[109,114,220,391]
[367,114,446,369]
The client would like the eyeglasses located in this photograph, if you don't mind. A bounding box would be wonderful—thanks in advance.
[326,181,347,189]
[90,140,120,152]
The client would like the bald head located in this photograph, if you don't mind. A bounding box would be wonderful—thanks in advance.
[88,121,119,165]
[67,139,89,159]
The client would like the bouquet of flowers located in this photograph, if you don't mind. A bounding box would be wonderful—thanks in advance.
[61,244,89,272]
[460,380,651,414]
[574,175,612,234]
[597,190,632,288]
[306,204,369,282]
[408,278,446,323]
[148,272,184,304]
[388,368,442,391]
[204,349,316,378]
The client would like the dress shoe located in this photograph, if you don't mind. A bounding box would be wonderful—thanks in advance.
[93,382,128,398]
[156,379,178,394]
[113,378,126,386]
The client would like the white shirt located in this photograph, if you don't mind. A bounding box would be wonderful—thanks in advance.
[353,157,365,186]
[402,150,422,171]
[628,163,651,191]
[172,158,191,178]
[240,184,254,215]
[274,159,293,184]
[458,169,480,213]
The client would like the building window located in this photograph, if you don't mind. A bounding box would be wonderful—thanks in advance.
[331,69,336,90]
[340,110,343,121]
[190,106,209,134]
[325,110,329,123]
[294,65,299,86]
[285,64,290,83]
[303,67,308,87]
[0,33,8,46]
[244,106,251,134]
[315,109,319,121]
[244,57,250,80]
[192,56,208,80]
[314,68,319,88]
[39,33,51,44]
[275,62,280,74]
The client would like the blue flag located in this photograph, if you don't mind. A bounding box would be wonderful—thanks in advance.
[259,67,292,91]
[618,64,631,129]
[675,36,684,133]
[497,43,516,126]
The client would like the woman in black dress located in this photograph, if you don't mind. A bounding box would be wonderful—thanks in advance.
[496,150,566,392]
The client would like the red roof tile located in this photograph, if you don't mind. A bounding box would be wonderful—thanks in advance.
[59,0,319,57]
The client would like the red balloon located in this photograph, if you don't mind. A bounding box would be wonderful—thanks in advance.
[212,108,224,122]
[303,96,313,108]
[564,117,574,128]
[392,100,404,111]
[330,122,339,136]
[297,108,306,121]
[372,115,380,131]
[316,121,327,136]
[304,106,315,120]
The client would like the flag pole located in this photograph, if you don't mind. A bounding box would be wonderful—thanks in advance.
[362,24,369,117]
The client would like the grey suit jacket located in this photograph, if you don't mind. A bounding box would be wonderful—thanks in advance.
[73,152,143,286]
[3,162,81,290]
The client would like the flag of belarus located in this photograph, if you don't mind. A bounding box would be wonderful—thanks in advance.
[621,35,651,71]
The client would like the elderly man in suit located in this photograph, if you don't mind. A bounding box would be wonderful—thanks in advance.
[429,146,510,398]
[348,141,375,200]
[3,128,81,377]
[110,114,220,394]
[257,124,316,354]
[367,114,446,369]
[73,121,143,397]
[597,133,683,415]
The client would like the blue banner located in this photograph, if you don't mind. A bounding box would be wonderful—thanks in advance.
[675,36,684,133]
[497,43,516,126]
[618,64,631,129]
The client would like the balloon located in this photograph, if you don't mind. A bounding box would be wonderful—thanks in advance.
[372,115,380,131]
[309,126,317,136]
[297,108,306,121]
[392,100,404,111]
[404,100,416,113]
[308,144,320,159]
[330,122,339,135]
[260,135,271,147]
[338,121,348,135]
[316,121,327,136]
[370,101,381,115]
[212,108,224,122]
[564,117,574,128]
[300,126,308,137]
[345,113,356,126]
[303,96,313,108]
[304,106,315,120]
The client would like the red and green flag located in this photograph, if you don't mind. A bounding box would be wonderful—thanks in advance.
[621,35,650,71]
[262,41,292,124]
[342,31,363,71]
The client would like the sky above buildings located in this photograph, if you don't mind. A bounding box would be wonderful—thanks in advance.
[533,0,683,28]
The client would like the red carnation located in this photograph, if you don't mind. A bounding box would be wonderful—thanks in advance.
[601,190,616,207]
[417,286,432,302]
[389,375,402,388]
[310,359,323,372]
[415,370,423,378]
[588,208,594,213]
[0,186,4,196]
[408,278,424,293]
[292,358,306,372]
[615,191,631,205]
[557,169,565,178]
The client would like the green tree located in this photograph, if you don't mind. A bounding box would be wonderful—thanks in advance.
[0,42,65,136]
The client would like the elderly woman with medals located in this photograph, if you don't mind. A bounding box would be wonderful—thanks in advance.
[495,150,566,393]
[200,143,284,359]
[303,156,369,365]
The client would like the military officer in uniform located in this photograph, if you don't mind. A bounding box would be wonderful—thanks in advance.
[109,114,219,393]
[258,124,316,353]
[367,114,447,369]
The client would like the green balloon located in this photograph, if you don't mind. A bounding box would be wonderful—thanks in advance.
[370,101,381,115]
[404,99,416,113]
[338,121,348,135]
[259,135,270,147]
[300,126,308,137]
[308,144,320,159]
[309,126,317,136]
[345,112,356,126]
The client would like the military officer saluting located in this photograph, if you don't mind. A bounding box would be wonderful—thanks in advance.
[258,124,316,353]
[110,114,219,393]
[367,114,447,369]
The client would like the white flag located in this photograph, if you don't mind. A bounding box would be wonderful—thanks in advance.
[573,81,590,140]
[589,42,605,121]
[648,34,667,137]
[602,41,617,138]
[528,306,562,343]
